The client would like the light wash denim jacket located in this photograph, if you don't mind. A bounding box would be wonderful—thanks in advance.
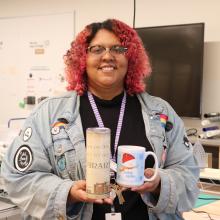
[1,91,199,220]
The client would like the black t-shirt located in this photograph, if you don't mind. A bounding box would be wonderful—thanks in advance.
[80,92,154,220]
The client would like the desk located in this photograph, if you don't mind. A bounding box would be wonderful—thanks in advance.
[183,178,220,220]
[183,197,220,220]
[189,136,220,168]
[183,207,220,220]
[0,198,21,219]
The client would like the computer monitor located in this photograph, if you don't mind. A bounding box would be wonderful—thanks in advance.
[136,23,205,118]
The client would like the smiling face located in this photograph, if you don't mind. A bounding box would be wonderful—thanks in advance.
[86,29,128,99]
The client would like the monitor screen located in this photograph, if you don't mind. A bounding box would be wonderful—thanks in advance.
[136,23,205,118]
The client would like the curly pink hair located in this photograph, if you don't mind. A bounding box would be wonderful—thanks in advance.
[64,19,151,95]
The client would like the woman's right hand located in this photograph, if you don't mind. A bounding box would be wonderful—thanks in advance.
[68,180,113,205]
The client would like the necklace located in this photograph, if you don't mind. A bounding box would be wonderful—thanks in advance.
[87,91,126,162]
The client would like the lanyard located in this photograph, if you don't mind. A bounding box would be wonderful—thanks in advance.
[87,91,126,162]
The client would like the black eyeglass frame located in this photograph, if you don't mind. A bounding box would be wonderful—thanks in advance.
[86,45,128,55]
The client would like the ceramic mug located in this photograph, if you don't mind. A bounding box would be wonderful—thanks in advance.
[116,145,158,187]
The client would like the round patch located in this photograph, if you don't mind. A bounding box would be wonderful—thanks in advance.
[14,145,33,171]
[183,136,190,148]
[51,126,60,135]
[23,127,32,141]
[57,156,66,172]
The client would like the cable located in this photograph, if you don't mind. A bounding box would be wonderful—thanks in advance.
[133,0,136,28]
[192,209,214,220]
[196,182,220,220]
[208,178,219,186]
[186,128,198,136]
[198,181,204,191]
[198,182,220,200]
[199,180,220,194]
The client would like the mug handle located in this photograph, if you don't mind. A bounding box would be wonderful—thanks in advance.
[143,152,159,182]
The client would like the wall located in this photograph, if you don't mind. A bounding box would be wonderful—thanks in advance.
[0,13,75,125]
[0,0,220,128]
[136,0,220,41]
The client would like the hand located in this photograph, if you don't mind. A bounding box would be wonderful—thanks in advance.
[130,168,161,194]
[68,180,113,205]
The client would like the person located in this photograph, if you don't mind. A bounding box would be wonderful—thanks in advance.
[1,19,200,220]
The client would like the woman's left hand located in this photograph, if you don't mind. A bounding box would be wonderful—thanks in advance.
[130,168,161,194]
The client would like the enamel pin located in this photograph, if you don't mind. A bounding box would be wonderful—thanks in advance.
[23,127,32,142]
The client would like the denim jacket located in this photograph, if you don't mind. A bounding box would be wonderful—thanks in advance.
[1,91,199,220]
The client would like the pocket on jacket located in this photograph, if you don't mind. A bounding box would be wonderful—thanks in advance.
[150,127,168,168]
[52,138,77,180]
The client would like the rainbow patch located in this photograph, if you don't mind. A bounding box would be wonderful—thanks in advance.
[51,121,66,129]
[160,114,168,128]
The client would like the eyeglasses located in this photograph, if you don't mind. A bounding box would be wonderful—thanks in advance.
[86,45,128,56]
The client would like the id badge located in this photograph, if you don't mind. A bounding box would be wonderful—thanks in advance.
[105,213,122,220]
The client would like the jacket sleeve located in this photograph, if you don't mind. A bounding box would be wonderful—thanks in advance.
[1,108,83,220]
[141,100,200,214]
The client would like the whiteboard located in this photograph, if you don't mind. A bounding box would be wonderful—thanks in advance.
[0,12,75,125]
[202,42,220,114]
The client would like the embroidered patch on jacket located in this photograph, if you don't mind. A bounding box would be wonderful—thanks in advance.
[51,121,66,135]
[160,146,167,167]
[165,121,173,132]
[14,145,33,171]
[23,127,32,142]
[160,114,168,128]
